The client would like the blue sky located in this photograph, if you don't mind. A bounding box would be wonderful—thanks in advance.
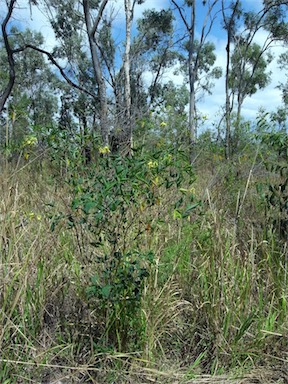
[2,0,287,130]
[128,0,286,128]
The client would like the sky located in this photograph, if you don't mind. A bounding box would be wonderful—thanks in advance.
[1,0,287,130]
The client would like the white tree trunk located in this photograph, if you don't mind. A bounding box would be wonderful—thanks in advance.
[83,0,109,146]
[123,0,133,153]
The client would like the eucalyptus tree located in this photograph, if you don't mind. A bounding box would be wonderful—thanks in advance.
[0,27,58,148]
[123,0,133,152]
[0,0,104,156]
[43,0,178,153]
[278,52,288,106]
[136,8,177,104]
[157,81,190,146]
[171,0,221,161]
[221,0,241,159]
[106,0,144,153]
[230,40,272,148]
[222,0,288,158]
[179,39,222,139]
[231,0,288,149]
[83,0,109,146]
[271,106,288,131]
[0,0,19,114]
[114,7,178,142]
[44,0,109,145]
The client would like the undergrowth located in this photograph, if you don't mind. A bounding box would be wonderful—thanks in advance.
[0,142,287,383]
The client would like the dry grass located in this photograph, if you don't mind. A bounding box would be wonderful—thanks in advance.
[1,157,288,383]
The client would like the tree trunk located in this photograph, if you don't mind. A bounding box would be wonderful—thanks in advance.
[123,0,133,155]
[224,38,231,160]
[172,0,219,163]
[0,0,17,114]
[235,92,243,151]
[83,0,109,147]
[188,0,196,163]
[222,0,240,160]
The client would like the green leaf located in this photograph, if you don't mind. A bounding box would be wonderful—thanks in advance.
[182,203,199,218]
[173,209,182,219]
[101,284,112,299]
[83,200,97,214]
[72,198,80,210]
[234,313,255,343]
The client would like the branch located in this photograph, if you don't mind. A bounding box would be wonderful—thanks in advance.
[171,0,190,31]
[15,44,97,99]
[202,0,220,43]
[0,0,17,113]
[195,0,219,79]
[91,0,109,37]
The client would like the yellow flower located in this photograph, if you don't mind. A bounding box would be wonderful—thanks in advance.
[99,145,111,154]
[160,121,167,127]
[24,152,29,160]
[23,135,38,147]
[37,215,42,221]
[163,153,172,163]
[153,176,159,186]
[147,160,158,168]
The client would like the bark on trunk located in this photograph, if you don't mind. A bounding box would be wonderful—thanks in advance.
[224,38,231,160]
[222,0,240,160]
[83,0,109,146]
[188,0,196,163]
[0,0,17,114]
[189,0,197,162]
[123,0,132,154]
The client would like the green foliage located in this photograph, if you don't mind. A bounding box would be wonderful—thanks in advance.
[230,41,272,99]
[62,148,195,244]
[137,9,174,50]
[2,0,288,379]
[50,0,83,57]
[258,130,288,239]
[50,147,196,350]
[0,28,59,153]
[278,51,288,105]
[87,251,153,305]
[87,250,153,350]
[179,39,223,101]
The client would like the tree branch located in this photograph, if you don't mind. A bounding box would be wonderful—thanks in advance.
[91,0,109,37]
[14,44,97,99]
[0,0,17,114]
[171,0,190,31]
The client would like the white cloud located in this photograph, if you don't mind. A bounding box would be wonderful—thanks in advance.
[12,1,57,50]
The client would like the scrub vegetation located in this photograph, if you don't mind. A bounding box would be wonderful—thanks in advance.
[1,129,288,383]
[1,0,288,383]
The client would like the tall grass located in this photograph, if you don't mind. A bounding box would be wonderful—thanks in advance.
[0,156,287,383]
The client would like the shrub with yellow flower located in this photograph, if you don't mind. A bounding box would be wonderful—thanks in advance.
[147,160,158,168]
[22,135,38,160]
[99,146,111,154]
